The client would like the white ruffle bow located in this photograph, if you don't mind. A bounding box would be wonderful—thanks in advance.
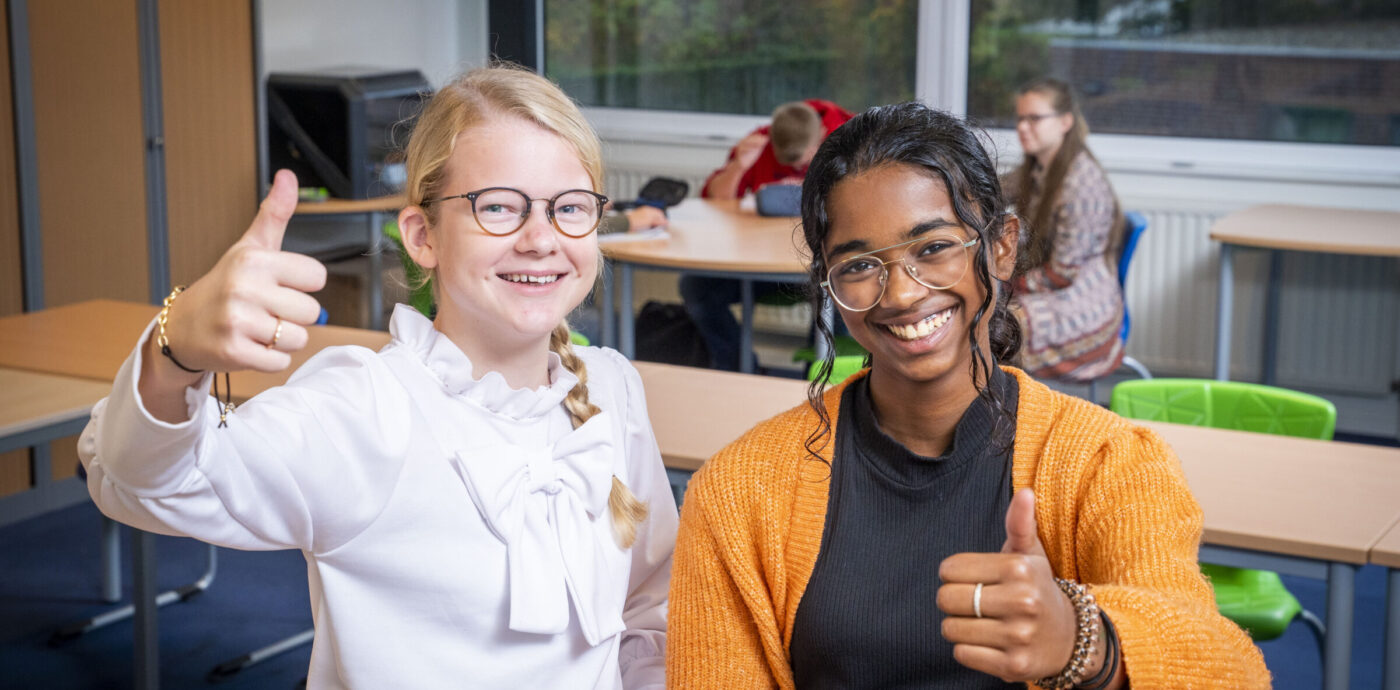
[451,412,624,646]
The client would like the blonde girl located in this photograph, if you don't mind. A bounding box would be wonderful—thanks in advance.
[80,65,675,689]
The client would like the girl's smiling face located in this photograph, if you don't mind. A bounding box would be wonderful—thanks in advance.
[823,163,1016,388]
[414,116,599,356]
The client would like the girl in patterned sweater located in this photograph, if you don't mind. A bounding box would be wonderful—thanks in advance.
[1006,78,1126,381]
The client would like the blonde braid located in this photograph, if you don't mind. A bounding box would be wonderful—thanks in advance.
[550,323,650,548]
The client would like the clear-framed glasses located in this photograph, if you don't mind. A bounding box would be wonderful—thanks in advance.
[821,234,980,312]
[421,186,609,238]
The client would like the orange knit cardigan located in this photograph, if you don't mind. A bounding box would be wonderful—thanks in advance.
[667,367,1269,689]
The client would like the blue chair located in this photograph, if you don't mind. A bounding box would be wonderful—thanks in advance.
[1086,212,1152,405]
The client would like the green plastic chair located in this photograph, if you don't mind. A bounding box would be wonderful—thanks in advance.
[1110,378,1335,648]
[808,354,867,386]
[793,334,868,368]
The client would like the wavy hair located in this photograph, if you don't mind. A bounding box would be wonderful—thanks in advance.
[799,102,1021,462]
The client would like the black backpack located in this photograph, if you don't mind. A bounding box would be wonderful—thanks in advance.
[633,301,710,367]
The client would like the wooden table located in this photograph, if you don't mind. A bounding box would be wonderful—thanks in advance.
[0,300,389,689]
[1110,421,1400,690]
[600,198,831,373]
[0,299,390,400]
[1210,204,1400,382]
[294,194,404,331]
[0,368,113,523]
[1371,522,1400,690]
[633,361,806,471]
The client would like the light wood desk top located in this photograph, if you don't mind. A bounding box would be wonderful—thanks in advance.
[0,300,159,381]
[295,194,404,215]
[633,361,807,471]
[1142,419,1400,565]
[0,368,112,439]
[1210,204,1400,256]
[602,198,808,274]
[0,300,390,402]
[1370,518,1400,570]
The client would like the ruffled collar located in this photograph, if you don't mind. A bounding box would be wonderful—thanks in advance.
[387,304,579,420]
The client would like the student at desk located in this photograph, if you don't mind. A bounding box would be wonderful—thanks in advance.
[79,65,675,688]
[667,103,1268,688]
[683,99,855,371]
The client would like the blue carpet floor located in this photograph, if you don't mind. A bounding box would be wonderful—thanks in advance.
[0,501,1389,688]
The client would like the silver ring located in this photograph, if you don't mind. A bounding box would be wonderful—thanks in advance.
[973,582,984,619]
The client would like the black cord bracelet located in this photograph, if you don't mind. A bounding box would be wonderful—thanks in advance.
[159,343,203,374]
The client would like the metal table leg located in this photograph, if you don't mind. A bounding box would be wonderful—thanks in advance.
[133,529,159,689]
[601,260,615,348]
[1323,562,1355,690]
[101,517,121,602]
[620,264,635,359]
[1214,243,1234,381]
[367,211,384,330]
[1262,250,1282,386]
[739,279,755,374]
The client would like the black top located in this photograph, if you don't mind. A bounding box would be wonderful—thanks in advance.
[789,370,1020,689]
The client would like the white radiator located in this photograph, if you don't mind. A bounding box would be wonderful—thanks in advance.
[1122,207,1397,394]
[605,165,1399,395]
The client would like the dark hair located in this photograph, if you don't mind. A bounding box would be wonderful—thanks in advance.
[1011,77,1123,271]
[799,102,1021,462]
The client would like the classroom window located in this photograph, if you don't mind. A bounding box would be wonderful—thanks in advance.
[543,0,917,116]
[967,0,1400,147]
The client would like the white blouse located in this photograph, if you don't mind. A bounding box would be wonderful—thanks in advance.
[79,305,676,689]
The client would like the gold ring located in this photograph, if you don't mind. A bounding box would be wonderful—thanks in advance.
[973,582,984,619]
[267,318,283,349]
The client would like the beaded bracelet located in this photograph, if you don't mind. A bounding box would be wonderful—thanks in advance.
[1035,578,1101,690]
[1077,612,1120,690]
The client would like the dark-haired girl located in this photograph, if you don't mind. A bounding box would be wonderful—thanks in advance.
[667,102,1267,689]
[1007,77,1125,381]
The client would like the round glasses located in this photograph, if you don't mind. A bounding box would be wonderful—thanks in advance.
[422,186,609,238]
[821,234,980,312]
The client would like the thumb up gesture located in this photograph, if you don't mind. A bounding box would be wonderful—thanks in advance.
[935,489,1089,683]
[154,170,328,375]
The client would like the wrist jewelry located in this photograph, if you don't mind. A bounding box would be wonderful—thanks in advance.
[1076,612,1119,690]
[157,286,202,374]
[156,285,235,428]
[1035,578,1101,690]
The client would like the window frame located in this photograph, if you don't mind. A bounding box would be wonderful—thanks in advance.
[564,0,1400,185]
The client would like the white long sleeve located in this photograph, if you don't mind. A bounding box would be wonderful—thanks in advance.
[78,306,676,689]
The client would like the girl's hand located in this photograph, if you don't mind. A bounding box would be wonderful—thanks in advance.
[936,489,1101,683]
[625,205,668,231]
[155,169,328,375]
